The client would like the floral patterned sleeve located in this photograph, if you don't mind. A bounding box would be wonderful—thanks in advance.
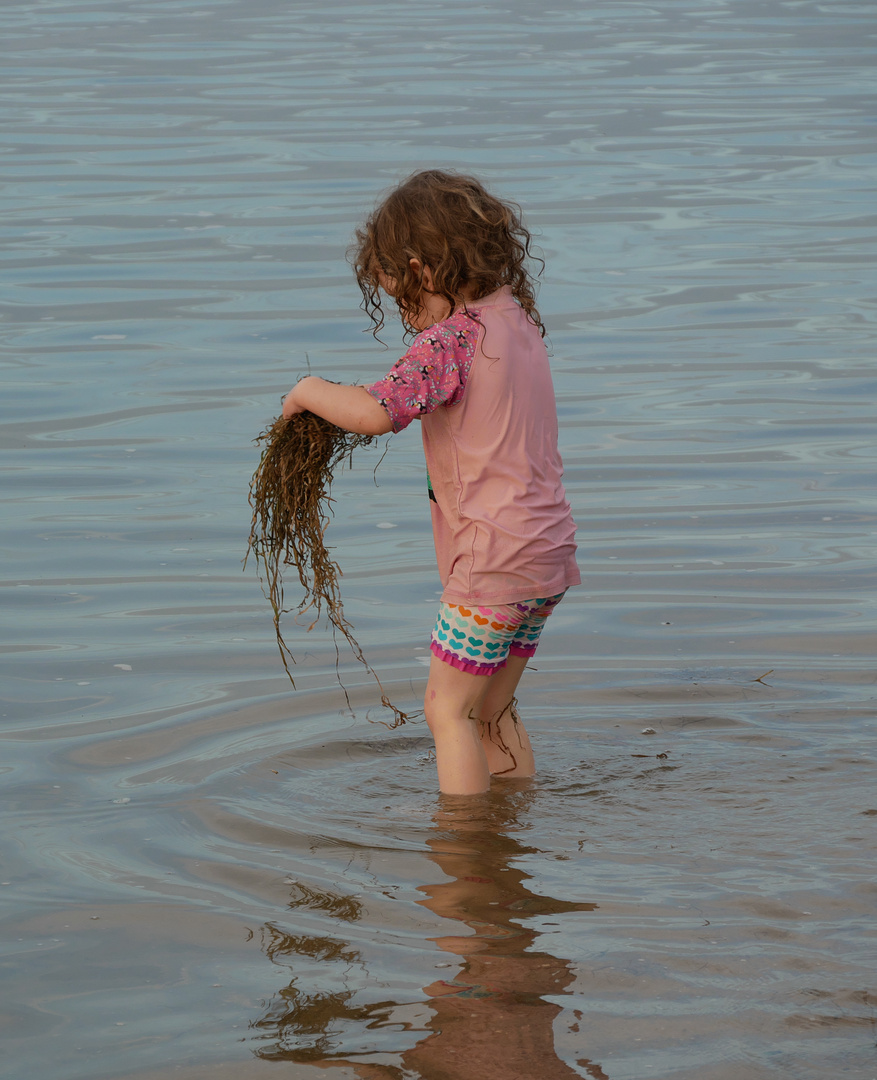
[365,311,480,433]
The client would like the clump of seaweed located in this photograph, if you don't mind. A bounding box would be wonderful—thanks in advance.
[246,411,408,727]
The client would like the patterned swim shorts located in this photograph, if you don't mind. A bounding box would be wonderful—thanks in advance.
[430,592,566,676]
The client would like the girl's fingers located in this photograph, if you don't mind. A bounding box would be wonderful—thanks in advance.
[282,393,304,419]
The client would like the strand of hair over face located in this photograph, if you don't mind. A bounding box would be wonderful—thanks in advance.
[246,412,410,728]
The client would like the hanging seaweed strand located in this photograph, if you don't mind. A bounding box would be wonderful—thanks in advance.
[246,411,409,728]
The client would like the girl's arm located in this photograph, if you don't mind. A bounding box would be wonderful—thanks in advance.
[282,376,393,436]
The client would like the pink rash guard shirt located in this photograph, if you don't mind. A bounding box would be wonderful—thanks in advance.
[366,285,580,605]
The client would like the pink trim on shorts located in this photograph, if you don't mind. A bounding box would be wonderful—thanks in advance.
[508,642,538,657]
[430,641,506,676]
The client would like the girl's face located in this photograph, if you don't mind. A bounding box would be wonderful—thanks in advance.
[376,269,399,298]
[378,259,452,332]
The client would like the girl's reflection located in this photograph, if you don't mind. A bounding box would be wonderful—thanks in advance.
[251,786,601,1078]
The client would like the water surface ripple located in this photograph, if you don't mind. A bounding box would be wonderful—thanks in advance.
[2,1,876,1078]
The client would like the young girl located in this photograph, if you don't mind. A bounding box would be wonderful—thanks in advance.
[283,170,580,796]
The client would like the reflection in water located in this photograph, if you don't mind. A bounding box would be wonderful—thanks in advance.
[250,788,599,1077]
[251,925,380,1064]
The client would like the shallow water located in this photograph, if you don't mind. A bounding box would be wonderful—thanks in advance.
[2,0,876,1077]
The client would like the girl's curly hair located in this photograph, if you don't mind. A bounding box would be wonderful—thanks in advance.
[351,169,545,339]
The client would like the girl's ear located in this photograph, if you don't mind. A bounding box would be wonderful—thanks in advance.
[409,258,435,292]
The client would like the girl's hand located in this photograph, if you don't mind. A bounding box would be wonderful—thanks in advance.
[281,379,310,419]
[281,376,393,436]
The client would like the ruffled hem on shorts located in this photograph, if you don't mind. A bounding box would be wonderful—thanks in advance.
[429,641,537,676]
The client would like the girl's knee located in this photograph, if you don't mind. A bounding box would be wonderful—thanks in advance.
[480,689,519,734]
[423,698,440,735]
[423,691,478,739]
[422,690,445,735]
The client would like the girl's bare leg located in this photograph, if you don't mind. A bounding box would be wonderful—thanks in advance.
[424,653,535,794]
[476,654,536,778]
[424,656,495,795]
